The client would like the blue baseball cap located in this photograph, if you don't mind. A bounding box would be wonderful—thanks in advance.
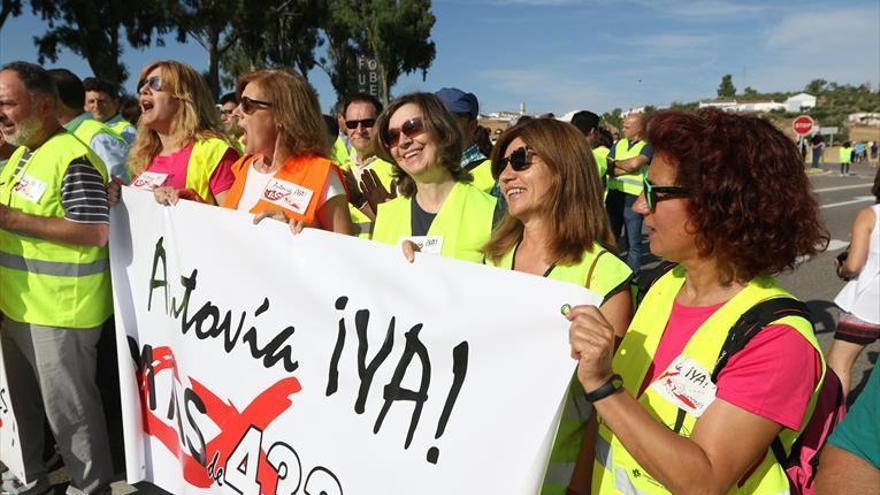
[435,87,479,118]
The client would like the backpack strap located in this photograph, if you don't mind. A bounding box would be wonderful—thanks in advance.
[711,297,811,383]
[584,249,609,290]
[634,261,678,307]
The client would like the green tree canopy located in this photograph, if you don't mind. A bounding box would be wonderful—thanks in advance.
[30,0,170,85]
[717,74,736,98]
[0,0,22,32]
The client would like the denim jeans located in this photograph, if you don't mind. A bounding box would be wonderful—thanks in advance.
[605,190,644,276]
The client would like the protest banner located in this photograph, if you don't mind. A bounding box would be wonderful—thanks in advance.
[0,339,27,484]
[110,188,601,494]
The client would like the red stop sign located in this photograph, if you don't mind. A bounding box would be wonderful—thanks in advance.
[793,115,814,135]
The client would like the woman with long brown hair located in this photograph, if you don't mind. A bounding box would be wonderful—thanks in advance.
[484,118,633,495]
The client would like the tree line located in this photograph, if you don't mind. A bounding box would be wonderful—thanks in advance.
[0,0,436,104]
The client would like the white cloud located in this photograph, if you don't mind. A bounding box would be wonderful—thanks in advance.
[751,4,880,90]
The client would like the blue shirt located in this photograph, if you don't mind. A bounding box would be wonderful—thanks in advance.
[64,113,131,182]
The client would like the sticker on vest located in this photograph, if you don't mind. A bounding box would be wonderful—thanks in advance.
[649,355,717,417]
[131,172,169,190]
[400,236,444,255]
[262,178,314,215]
[13,174,48,203]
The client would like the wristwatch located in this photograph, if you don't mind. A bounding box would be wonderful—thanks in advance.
[584,374,623,402]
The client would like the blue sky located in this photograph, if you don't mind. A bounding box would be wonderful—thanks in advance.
[1,0,878,115]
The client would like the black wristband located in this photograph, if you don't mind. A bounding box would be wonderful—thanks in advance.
[583,374,623,402]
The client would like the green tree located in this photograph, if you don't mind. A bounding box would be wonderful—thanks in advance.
[717,74,736,98]
[318,0,363,102]
[602,108,623,131]
[351,0,436,104]
[804,79,828,94]
[0,0,22,32]
[30,0,170,85]
[169,0,243,99]
[742,86,759,97]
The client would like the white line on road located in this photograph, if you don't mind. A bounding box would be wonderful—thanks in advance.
[813,183,873,193]
[820,196,875,209]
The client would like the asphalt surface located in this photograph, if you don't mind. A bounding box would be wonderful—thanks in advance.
[36,161,880,494]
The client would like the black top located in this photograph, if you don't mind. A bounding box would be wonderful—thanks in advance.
[411,198,438,236]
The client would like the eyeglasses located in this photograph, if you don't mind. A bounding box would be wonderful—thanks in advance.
[384,117,424,147]
[497,146,534,172]
[642,176,691,212]
[345,118,376,130]
[240,96,273,115]
[137,76,162,93]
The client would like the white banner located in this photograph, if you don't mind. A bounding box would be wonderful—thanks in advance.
[110,187,601,495]
[0,337,27,483]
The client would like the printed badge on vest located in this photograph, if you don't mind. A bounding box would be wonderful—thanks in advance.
[400,236,444,255]
[131,172,169,190]
[649,355,717,417]
[13,174,48,203]
[262,178,314,215]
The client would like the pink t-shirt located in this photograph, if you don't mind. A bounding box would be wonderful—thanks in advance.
[639,301,821,431]
[140,142,238,199]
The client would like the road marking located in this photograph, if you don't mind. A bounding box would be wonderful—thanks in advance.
[820,196,875,209]
[814,183,873,193]
[827,239,849,251]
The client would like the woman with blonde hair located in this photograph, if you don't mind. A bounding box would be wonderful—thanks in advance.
[220,69,353,234]
[372,92,498,262]
[484,118,632,495]
[127,60,239,205]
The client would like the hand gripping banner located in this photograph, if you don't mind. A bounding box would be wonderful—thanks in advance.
[110,188,601,495]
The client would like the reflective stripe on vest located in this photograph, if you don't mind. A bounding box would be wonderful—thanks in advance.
[373,181,496,263]
[0,132,112,328]
[608,138,647,196]
[592,267,824,495]
[0,252,109,276]
[487,243,632,493]
[185,137,236,204]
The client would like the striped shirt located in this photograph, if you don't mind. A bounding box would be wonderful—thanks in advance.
[61,159,109,224]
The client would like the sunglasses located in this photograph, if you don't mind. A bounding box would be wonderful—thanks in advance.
[642,176,691,212]
[497,146,534,172]
[384,117,425,147]
[345,118,376,130]
[240,96,273,115]
[137,76,163,93]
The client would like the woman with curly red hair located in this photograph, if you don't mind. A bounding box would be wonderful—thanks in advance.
[566,109,830,494]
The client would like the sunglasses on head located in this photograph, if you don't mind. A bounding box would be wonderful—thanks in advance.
[240,96,272,115]
[498,146,534,172]
[345,118,376,130]
[137,76,162,93]
[642,176,691,212]
[384,117,425,147]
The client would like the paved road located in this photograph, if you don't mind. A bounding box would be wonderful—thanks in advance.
[42,162,880,494]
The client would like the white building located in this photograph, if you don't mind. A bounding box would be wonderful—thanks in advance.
[784,93,817,112]
[737,100,786,112]
[699,99,738,111]
[848,112,880,126]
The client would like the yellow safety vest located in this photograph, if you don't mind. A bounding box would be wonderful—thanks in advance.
[469,158,495,193]
[594,146,610,195]
[184,137,235,205]
[593,266,825,495]
[332,136,351,170]
[488,243,632,495]
[373,181,497,263]
[838,147,852,164]
[0,132,112,328]
[608,138,647,196]
[108,118,134,138]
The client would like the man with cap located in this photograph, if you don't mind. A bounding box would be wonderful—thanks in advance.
[49,69,130,183]
[435,88,495,192]
[570,110,610,192]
